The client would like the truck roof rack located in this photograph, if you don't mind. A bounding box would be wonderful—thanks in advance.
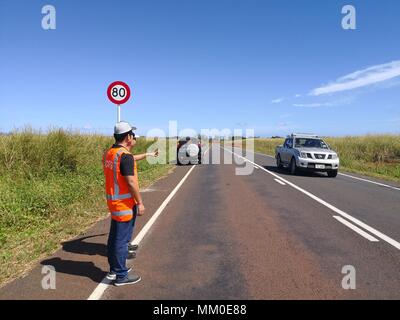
[290,133,319,138]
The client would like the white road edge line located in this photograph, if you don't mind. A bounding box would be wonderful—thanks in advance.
[88,149,209,300]
[332,216,379,242]
[274,178,286,186]
[235,147,400,192]
[223,147,400,250]
[338,172,400,191]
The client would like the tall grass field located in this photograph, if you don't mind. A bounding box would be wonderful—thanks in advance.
[0,129,173,287]
[243,135,400,181]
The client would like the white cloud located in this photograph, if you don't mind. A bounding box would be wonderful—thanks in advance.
[310,60,400,96]
[271,98,284,104]
[293,102,333,108]
[293,98,353,108]
[294,94,302,98]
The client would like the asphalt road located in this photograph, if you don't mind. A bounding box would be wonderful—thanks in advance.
[1,144,399,299]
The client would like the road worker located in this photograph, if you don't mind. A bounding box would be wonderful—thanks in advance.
[102,121,144,286]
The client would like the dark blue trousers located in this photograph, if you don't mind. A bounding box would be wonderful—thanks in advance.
[107,207,137,280]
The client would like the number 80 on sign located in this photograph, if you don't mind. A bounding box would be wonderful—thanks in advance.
[107,81,131,105]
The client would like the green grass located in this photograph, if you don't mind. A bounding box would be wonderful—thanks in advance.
[245,135,400,182]
[0,129,173,287]
[324,135,400,181]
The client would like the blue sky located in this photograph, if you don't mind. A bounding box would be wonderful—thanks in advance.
[1,0,399,136]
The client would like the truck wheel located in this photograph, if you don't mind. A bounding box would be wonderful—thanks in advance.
[289,158,297,175]
[276,155,283,168]
[327,170,338,178]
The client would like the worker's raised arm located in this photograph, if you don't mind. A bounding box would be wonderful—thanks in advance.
[133,149,159,161]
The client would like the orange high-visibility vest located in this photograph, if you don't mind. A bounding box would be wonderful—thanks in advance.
[102,146,137,222]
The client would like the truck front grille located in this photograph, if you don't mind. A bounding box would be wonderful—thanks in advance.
[314,154,326,159]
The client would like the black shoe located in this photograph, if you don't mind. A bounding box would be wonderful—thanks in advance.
[106,267,132,281]
[128,243,138,253]
[114,274,141,286]
[127,251,136,259]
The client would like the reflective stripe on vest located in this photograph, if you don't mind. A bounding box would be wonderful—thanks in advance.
[106,193,132,201]
[111,210,133,217]
[111,148,131,200]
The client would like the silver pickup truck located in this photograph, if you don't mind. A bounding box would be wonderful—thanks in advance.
[275,134,339,177]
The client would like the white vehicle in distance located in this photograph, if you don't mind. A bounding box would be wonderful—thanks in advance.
[275,134,340,177]
[177,136,202,165]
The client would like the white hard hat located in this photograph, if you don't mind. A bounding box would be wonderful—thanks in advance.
[114,121,137,135]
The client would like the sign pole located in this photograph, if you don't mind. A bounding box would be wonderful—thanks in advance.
[117,104,121,123]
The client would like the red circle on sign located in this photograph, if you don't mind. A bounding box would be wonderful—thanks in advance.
[107,81,131,105]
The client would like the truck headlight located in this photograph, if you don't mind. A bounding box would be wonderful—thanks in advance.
[331,154,338,160]
[300,152,307,158]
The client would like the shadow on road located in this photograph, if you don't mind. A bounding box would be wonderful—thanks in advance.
[62,234,107,257]
[39,234,109,282]
[262,165,329,178]
[40,257,106,282]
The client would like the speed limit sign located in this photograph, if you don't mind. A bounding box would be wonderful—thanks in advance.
[107,81,131,122]
[107,81,131,105]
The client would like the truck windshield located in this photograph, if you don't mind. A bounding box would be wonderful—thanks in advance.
[295,138,329,149]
